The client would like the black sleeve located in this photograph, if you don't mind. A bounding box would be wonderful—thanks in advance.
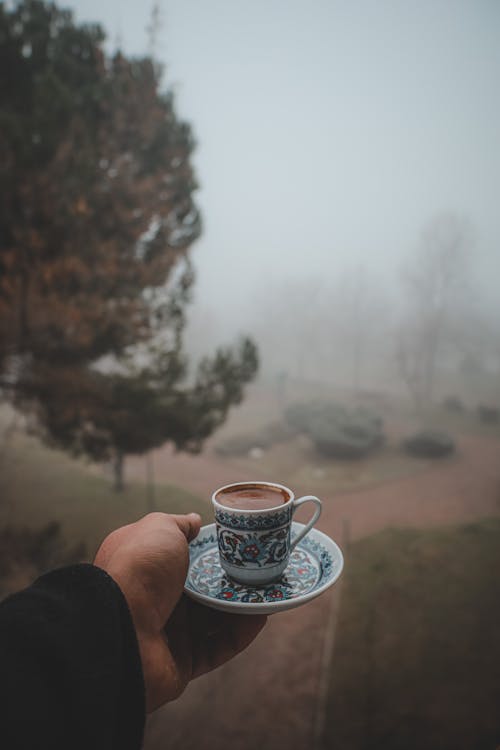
[0,563,145,750]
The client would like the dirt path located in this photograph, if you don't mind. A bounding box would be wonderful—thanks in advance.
[143,435,500,750]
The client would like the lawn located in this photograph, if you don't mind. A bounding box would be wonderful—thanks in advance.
[324,519,500,750]
[0,429,208,565]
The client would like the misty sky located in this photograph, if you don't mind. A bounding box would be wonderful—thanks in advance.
[67,0,500,337]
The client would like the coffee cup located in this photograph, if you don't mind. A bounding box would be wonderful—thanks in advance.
[212,481,322,585]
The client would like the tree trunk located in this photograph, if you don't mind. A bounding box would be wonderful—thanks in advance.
[18,267,29,355]
[0,409,18,456]
[352,327,363,395]
[146,452,156,512]
[113,451,125,492]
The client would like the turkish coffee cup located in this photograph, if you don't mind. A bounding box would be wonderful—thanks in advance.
[212,481,322,585]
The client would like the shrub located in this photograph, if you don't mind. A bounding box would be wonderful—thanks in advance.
[285,402,346,433]
[403,430,455,458]
[477,405,500,424]
[257,420,296,446]
[285,402,324,433]
[215,420,295,457]
[285,401,384,459]
[215,434,265,457]
[442,396,465,413]
[0,522,86,598]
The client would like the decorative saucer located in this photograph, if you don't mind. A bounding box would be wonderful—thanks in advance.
[184,522,344,615]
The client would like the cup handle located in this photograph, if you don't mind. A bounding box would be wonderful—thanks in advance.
[290,495,322,551]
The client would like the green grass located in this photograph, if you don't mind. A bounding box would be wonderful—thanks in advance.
[324,520,500,750]
[0,431,209,559]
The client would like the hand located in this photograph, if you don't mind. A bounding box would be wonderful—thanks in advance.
[94,512,267,712]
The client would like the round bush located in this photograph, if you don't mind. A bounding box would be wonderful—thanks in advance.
[477,405,500,424]
[403,430,455,458]
[285,401,384,459]
[442,396,465,413]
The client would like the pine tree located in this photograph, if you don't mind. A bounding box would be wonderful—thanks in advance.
[0,0,258,489]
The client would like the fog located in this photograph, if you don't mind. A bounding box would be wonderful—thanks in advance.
[61,0,500,402]
[2,3,500,748]
[67,2,500,326]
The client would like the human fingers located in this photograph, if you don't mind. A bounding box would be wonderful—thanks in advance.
[166,512,202,543]
[186,603,267,678]
[165,599,267,682]
[96,513,201,562]
[163,597,193,689]
[141,629,190,711]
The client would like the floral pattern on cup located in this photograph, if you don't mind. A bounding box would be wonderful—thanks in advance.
[218,527,289,568]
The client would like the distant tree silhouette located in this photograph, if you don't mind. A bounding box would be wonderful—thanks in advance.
[396,214,472,410]
[0,0,258,489]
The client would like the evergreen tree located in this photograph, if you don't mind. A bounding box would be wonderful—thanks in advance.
[0,0,258,489]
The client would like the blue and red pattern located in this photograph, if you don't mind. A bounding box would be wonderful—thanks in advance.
[215,507,292,531]
[218,527,289,568]
[188,544,322,603]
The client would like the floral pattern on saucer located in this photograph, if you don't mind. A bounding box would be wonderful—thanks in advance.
[187,527,336,604]
[189,547,320,602]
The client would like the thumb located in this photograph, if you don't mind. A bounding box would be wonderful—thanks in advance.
[169,512,202,543]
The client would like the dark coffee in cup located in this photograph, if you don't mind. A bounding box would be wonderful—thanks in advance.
[216,483,289,511]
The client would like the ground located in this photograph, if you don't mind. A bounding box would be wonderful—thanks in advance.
[324,520,500,750]
[142,425,500,750]
[0,429,207,572]
[1,386,499,749]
